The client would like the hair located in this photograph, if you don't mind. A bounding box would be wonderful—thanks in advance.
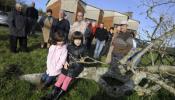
[110,27,114,30]
[46,9,52,14]
[31,2,35,6]
[15,3,22,8]
[130,32,136,38]
[71,31,83,44]
[99,22,104,25]
[50,30,65,45]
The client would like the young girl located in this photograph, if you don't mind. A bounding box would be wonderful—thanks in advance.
[40,30,68,88]
[42,31,86,100]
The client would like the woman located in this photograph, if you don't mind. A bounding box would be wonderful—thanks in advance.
[39,9,57,48]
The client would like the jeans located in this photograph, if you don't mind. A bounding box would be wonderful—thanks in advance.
[94,39,105,58]
[101,40,112,55]
[41,73,57,87]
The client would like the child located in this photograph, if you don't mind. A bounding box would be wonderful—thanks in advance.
[40,30,68,88]
[43,31,86,100]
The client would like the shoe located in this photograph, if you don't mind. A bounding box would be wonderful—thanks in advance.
[40,86,60,100]
[54,89,64,100]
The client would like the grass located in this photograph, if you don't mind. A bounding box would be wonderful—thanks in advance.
[0,26,175,100]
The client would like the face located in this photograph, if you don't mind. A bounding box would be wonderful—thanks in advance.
[115,26,121,32]
[74,39,82,46]
[86,20,90,26]
[57,41,64,46]
[121,24,127,32]
[92,22,96,27]
[47,12,52,16]
[59,11,64,19]
[77,12,83,21]
[16,5,22,12]
[110,29,114,33]
[99,23,104,28]
[32,3,35,7]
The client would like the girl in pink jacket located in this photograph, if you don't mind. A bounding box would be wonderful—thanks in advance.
[40,31,68,88]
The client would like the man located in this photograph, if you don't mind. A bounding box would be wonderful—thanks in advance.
[8,3,27,53]
[55,10,70,42]
[112,21,133,60]
[105,25,121,63]
[112,21,133,76]
[26,2,38,35]
[102,21,134,95]
[69,12,87,43]
[39,9,57,48]
[93,23,108,59]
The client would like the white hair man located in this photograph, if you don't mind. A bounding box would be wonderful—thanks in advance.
[8,3,28,53]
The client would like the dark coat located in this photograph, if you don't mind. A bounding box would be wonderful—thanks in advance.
[84,27,91,39]
[107,32,113,41]
[62,44,86,78]
[26,7,38,20]
[56,19,70,36]
[112,31,133,57]
[8,9,27,37]
[95,28,108,41]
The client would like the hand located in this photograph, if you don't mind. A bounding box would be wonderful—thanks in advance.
[80,57,85,62]
[64,62,69,70]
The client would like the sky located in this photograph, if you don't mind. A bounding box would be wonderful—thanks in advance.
[24,0,175,41]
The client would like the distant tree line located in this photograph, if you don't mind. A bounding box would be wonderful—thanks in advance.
[0,0,26,12]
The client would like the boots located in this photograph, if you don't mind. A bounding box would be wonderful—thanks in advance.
[54,89,64,100]
[40,86,60,100]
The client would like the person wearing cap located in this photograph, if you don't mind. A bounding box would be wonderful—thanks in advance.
[8,3,28,53]
[54,10,70,42]
[26,2,38,35]
[104,21,134,95]
[110,20,133,77]
[39,9,58,48]
[112,21,133,58]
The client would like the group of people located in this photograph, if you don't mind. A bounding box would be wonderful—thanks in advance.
[8,2,137,100]
[39,9,136,99]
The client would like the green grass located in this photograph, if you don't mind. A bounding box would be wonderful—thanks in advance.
[0,26,174,100]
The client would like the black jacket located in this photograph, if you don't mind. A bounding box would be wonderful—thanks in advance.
[107,32,113,41]
[62,44,86,78]
[112,32,133,56]
[8,9,27,37]
[95,28,108,41]
[26,7,38,20]
[56,19,70,35]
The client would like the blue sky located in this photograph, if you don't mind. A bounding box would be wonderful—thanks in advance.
[24,0,175,40]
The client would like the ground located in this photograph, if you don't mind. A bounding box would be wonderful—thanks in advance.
[0,26,174,100]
